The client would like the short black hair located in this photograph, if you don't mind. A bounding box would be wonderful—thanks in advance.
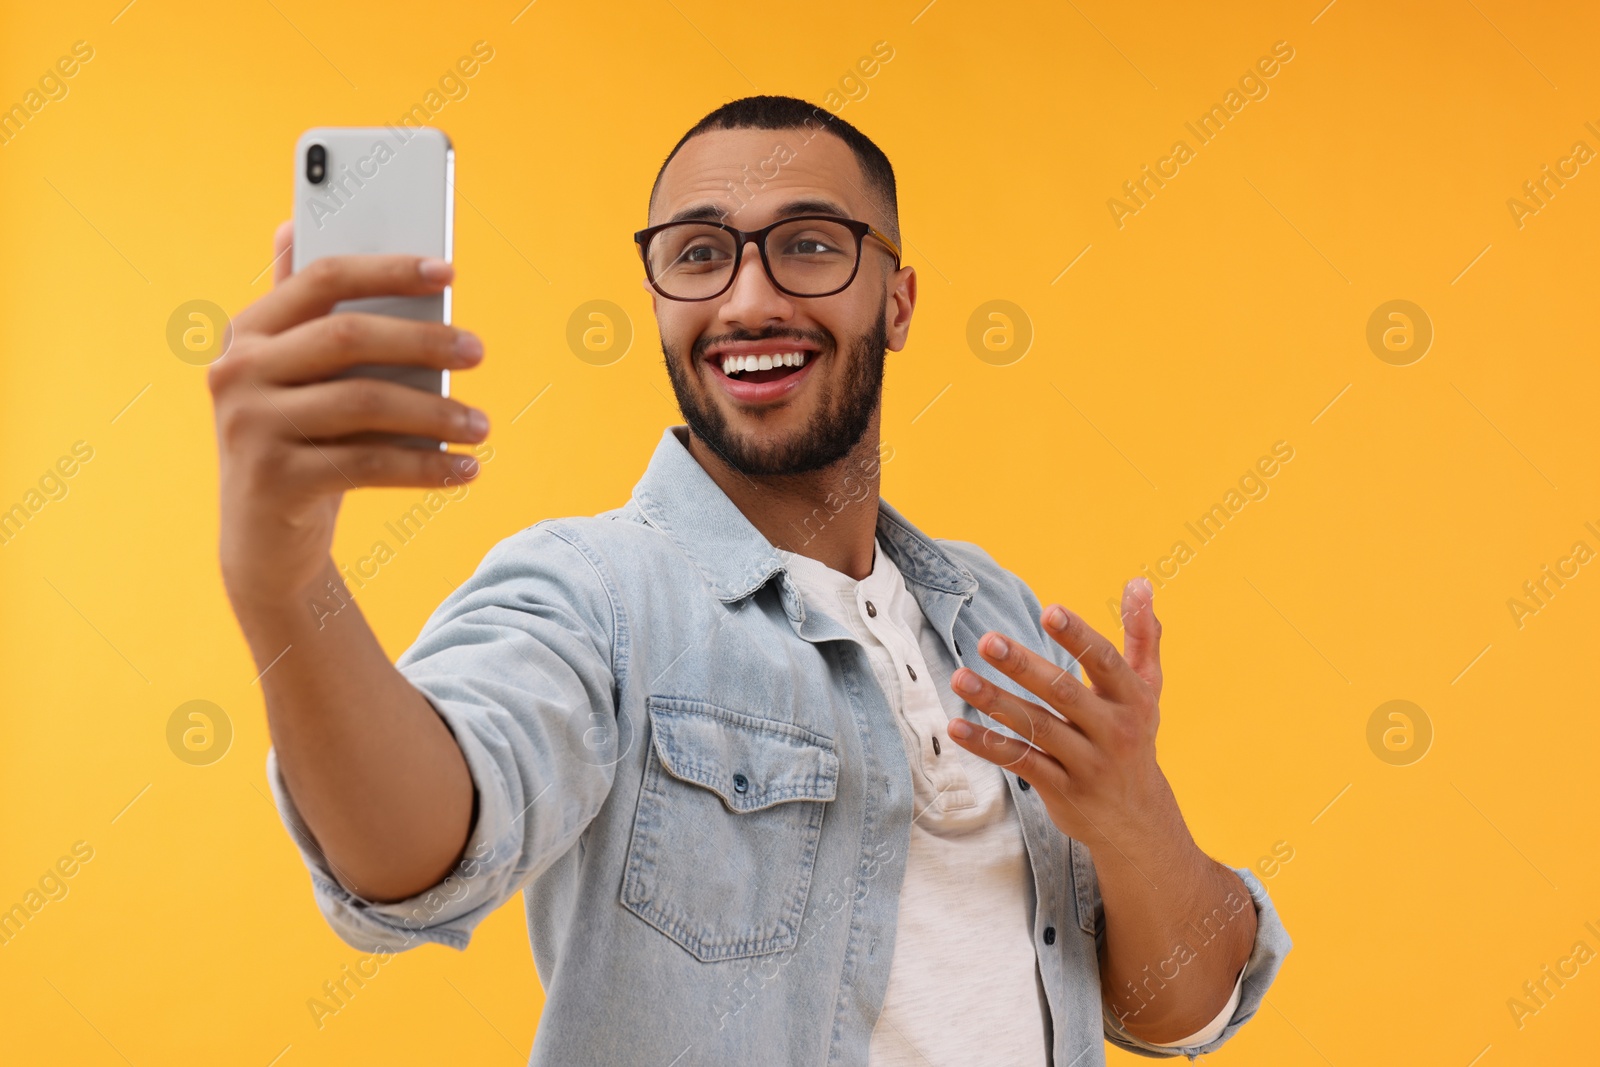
[647,94,900,245]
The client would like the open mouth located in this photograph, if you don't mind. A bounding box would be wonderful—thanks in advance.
[701,346,822,405]
[714,350,811,384]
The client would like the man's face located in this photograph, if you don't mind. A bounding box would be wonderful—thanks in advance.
[643,127,914,478]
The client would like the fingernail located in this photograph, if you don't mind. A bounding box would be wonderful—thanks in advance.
[953,670,981,694]
[948,719,972,740]
[1134,577,1154,598]
[466,409,489,437]
[457,456,480,478]
[419,257,453,282]
[453,330,484,361]
[1046,606,1068,630]
[985,635,1009,658]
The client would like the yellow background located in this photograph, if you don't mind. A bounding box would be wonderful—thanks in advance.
[3,0,1597,1063]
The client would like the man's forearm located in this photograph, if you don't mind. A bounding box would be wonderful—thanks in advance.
[1093,798,1257,1045]
[235,557,474,904]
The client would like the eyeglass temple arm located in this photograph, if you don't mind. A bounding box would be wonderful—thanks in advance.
[868,226,902,268]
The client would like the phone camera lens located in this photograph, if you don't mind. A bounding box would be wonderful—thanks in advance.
[306,143,327,185]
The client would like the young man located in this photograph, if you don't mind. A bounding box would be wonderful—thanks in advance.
[211,95,1289,1065]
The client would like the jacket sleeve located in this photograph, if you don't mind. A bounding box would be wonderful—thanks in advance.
[1099,865,1291,1058]
[266,520,623,953]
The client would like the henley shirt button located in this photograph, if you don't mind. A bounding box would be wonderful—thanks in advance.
[1018,777,1030,791]
[865,600,877,617]
[732,773,749,793]
[1043,926,1056,945]
[906,664,917,681]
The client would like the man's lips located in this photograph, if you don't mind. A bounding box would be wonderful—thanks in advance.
[702,341,819,404]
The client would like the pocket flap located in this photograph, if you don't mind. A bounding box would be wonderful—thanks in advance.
[647,696,839,813]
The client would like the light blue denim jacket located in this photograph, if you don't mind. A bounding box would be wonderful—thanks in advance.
[268,424,1291,1065]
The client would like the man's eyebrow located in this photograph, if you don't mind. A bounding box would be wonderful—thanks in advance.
[663,197,854,226]
[770,197,851,219]
[665,203,732,225]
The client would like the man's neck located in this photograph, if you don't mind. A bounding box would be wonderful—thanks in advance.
[681,421,882,581]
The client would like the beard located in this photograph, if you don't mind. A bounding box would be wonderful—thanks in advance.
[662,294,888,478]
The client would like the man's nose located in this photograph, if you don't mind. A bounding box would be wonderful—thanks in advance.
[717,240,793,328]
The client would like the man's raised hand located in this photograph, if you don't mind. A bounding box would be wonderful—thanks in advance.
[209,221,489,607]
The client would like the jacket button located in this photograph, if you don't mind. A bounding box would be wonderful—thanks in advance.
[1043,926,1056,945]
[865,600,877,617]
[931,735,941,756]
[732,773,748,793]
[1018,777,1030,791]
[906,664,917,681]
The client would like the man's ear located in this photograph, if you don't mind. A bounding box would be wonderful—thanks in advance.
[885,266,917,352]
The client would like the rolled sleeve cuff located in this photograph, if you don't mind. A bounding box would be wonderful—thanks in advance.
[1103,865,1292,1059]
[263,694,523,954]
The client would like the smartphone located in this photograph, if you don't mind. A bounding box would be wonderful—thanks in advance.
[292,125,454,450]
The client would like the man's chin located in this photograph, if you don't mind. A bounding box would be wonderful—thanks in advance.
[691,414,821,478]
[718,421,806,465]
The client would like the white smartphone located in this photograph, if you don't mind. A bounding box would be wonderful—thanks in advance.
[292,125,454,450]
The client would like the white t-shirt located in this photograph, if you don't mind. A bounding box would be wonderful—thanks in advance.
[780,536,1239,1064]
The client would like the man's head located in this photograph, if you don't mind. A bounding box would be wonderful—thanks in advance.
[640,95,915,478]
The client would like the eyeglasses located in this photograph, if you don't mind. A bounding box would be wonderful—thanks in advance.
[633,214,903,301]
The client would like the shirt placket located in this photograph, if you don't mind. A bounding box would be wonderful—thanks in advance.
[849,568,974,815]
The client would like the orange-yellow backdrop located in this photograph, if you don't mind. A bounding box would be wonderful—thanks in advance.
[3,0,1597,1063]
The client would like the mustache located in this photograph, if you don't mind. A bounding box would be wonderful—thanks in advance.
[691,327,831,360]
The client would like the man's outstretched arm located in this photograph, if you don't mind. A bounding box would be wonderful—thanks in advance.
[211,222,489,903]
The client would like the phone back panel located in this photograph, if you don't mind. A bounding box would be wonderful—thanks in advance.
[292,126,454,447]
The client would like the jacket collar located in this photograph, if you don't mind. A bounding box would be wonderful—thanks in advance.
[629,425,979,605]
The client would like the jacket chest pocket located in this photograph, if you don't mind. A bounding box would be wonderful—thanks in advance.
[621,695,839,963]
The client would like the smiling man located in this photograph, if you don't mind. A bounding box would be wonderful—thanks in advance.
[211,95,1289,1066]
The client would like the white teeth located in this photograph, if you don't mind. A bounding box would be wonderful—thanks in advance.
[719,352,808,377]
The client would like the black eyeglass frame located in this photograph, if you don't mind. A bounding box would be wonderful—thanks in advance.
[633,214,904,301]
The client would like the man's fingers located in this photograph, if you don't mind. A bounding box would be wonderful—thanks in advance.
[263,378,489,444]
[960,633,1111,739]
[235,253,454,336]
[947,718,1071,794]
[286,441,482,495]
[272,220,294,287]
[951,666,1096,769]
[260,312,483,384]
[1120,578,1164,700]
[1039,604,1146,704]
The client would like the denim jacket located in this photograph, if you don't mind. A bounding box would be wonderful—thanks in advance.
[268,424,1291,1065]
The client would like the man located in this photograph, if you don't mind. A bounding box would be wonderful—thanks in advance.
[211,95,1289,1065]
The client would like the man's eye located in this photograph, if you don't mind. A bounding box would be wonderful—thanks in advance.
[787,238,837,255]
[681,244,728,264]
